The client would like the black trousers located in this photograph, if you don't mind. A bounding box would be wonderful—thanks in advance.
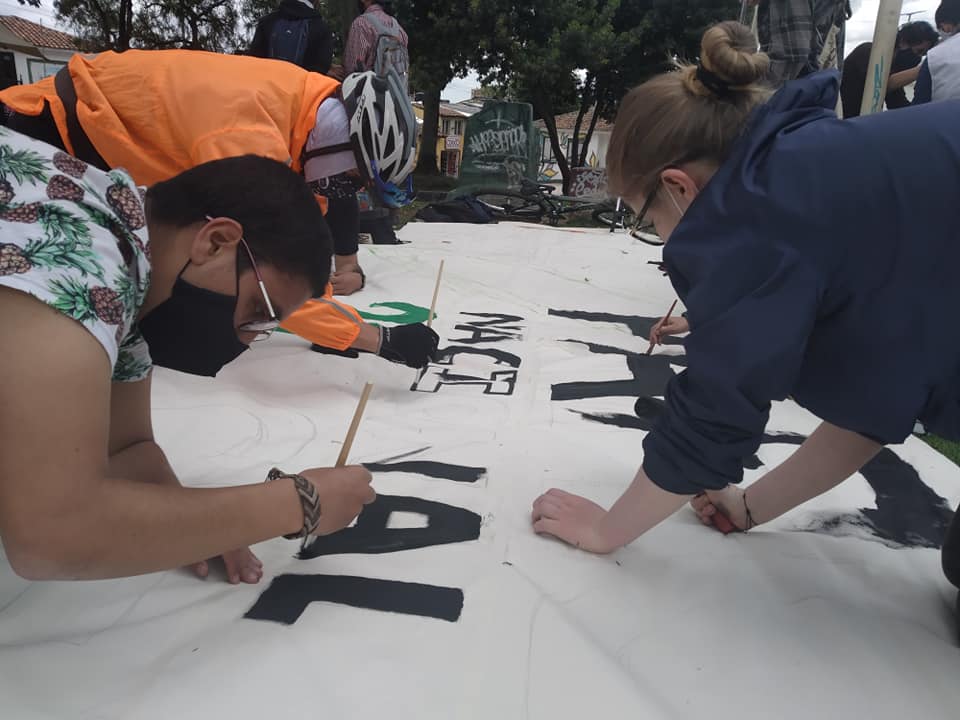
[325,193,360,257]
[944,509,960,589]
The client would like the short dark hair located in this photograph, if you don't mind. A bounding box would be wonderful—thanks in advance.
[145,155,331,295]
[898,21,940,47]
[937,0,960,26]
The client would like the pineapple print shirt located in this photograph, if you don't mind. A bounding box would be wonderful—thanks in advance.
[0,129,152,383]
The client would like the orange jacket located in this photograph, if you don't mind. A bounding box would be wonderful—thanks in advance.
[0,49,339,184]
[0,50,363,352]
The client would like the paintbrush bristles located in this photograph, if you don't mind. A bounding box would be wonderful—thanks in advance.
[336,382,374,467]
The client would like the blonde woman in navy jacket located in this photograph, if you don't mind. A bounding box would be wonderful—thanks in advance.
[531,22,960,620]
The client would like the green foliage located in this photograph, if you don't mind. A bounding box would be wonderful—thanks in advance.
[51,0,273,52]
[471,0,739,192]
[136,1,241,52]
[922,435,960,468]
[53,0,137,51]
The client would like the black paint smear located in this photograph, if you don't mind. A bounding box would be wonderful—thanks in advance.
[572,396,665,431]
[548,309,684,347]
[363,460,487,483]
[299,494,481,558]
[856,448,954,548]
[435,345,522,368]
[245,574,464,624]
[751,433,951,548]
[574,410,650,430]
[551,341,685,401]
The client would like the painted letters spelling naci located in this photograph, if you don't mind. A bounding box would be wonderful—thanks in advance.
[412,312,525,395]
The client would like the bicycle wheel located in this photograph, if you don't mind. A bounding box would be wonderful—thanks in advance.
[630,223,663,246]
[592,207,638,229]
[473,192,544,222]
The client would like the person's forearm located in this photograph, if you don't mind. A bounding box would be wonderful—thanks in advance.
[109,440,180,487]
[888,66,920,91]
[351,322,381,353]
[26,477,301,581]
[746,421,882,525]
[596,468,691,550]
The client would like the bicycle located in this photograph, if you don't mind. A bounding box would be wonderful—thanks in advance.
[470,179,661,244]
[470,178,622,226]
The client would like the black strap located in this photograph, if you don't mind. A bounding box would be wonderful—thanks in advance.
[302,141,354,162]
[695,64,733,98]
[53,67,109,171]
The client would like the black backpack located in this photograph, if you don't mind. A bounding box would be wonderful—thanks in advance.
[416,196,498,224]
[268,17,311,65]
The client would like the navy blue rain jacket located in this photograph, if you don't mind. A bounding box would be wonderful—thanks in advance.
[642,71,960,495]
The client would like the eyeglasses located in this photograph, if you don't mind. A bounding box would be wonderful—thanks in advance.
[237,236,280,340]
[206,216,279,341]
[629,178,664,247]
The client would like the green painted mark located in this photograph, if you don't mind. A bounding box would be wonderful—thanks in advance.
[358,301,432,325]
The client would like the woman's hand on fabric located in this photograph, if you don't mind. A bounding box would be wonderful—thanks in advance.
[649,315,689,347]
[190,546,264,584]
[531,489,616,553]
[690,485,748,531]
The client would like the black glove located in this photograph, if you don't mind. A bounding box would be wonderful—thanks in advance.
[378,324,439,368]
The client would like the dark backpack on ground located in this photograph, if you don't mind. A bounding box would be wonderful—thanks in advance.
[416,196,498,224]
[269,17,311,65]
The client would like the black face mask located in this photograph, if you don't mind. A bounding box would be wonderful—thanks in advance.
[139,263,248,377]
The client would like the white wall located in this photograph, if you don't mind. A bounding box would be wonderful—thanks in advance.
[3,46,74,85]
[537,129,612,184]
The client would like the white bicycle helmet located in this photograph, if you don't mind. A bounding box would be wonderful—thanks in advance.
[342,68,417,207]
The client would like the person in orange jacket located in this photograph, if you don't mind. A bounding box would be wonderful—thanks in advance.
[0,49,436,369]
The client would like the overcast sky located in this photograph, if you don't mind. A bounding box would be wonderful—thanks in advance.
[0,0,941,101]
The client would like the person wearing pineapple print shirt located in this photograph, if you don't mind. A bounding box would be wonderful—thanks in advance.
[0,129,375,584]
[0,49,437,370]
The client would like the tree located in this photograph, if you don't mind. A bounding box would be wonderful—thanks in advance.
[54,1,137,51]
[51,0,249,52]
[393,1,517,176]
[136,1,240,52]
[478,0,739,193]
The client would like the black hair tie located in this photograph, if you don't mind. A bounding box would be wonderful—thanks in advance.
[695,64,733,98]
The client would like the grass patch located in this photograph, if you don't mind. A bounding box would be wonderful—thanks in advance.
[922,434,960,468]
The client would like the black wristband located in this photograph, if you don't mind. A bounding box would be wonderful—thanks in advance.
[266,468,321,540]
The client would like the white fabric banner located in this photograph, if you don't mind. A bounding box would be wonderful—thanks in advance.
[1,223,958,719]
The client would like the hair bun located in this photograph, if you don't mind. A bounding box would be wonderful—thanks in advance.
[699,21,769,89]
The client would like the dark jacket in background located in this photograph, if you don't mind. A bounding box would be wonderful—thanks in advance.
[249,0,333,75]
[840,43,921,118]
